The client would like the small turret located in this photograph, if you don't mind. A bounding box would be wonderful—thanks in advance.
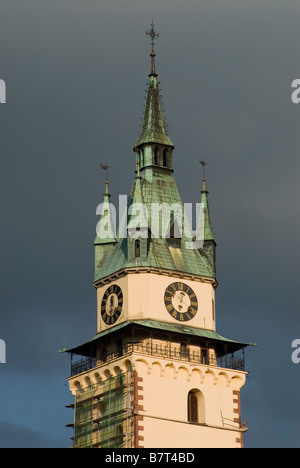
[94,177,117,280]
[198,175,217,278]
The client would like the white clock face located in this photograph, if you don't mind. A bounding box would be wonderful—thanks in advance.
[164,282,198,322]
[171,290,192,313]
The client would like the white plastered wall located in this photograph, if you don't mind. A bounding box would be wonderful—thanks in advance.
[97,272,216,333]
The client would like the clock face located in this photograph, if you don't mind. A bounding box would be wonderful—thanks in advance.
[164,282,198,322]
[101,284,123,325]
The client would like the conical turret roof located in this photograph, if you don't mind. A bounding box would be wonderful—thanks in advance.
[134,74,174,149]
[200,178,215,242]
[134,21,173,149]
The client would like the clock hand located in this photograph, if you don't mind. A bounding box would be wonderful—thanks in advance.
[178,293,190,307]
[176,292,185,302]
[181,298,191,307]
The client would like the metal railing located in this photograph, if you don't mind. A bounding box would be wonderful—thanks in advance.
[71,342,245,377]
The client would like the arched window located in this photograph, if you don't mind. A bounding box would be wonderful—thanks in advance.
[212,299,215,322]
[188,389,205,424]
[135,240,141,258]
[163,148,168,167]
[154,146,159,165]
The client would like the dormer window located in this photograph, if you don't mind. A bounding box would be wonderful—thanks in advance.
[135,240,141,258]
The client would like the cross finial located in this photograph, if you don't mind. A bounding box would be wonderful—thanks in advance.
[146,20,159,75]
[146,20,159,49]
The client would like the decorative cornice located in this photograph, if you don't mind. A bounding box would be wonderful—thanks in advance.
[93,266,218,289]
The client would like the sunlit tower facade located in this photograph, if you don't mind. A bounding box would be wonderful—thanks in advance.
[64,22,251,449]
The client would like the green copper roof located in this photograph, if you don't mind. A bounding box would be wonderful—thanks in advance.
[65,320,251,356]
[134,74,174,149]
[94,170,215,283]
[94,44,215,283]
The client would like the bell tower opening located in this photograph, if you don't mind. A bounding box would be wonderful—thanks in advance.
[154,146,159,165]
[163,148,168,167]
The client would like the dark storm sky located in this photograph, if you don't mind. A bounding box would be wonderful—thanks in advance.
[0,0,299,448]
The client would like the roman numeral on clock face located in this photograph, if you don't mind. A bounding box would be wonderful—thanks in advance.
[101,285,123,326]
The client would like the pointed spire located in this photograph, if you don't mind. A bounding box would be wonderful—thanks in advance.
[146,20,159,77]
[134,22,174,149]
[94,177,117,280]
[199,161,215,242]
[95,172,117,245]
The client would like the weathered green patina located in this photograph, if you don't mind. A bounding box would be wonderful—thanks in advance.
[200,182,215,242]
[134,74,174,149]
[94,168,216,282]
[65,319,252,358]
[94,46,216,283]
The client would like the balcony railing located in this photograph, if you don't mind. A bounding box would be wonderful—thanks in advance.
[71,342,245,377]
[71,357,98,377]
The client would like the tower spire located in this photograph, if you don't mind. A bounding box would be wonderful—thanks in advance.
[146,20,159,76]
[94,164,116,248]
[199,160,214,242]
[134,21,173,151]
[200,160,207,192]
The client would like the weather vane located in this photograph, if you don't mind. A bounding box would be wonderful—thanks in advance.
[101,163,111,182]
[199,159,207,179]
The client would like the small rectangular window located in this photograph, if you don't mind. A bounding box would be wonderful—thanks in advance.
[135,240,141,257]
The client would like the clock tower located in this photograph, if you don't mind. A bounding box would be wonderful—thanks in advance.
[64,22,252,449]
